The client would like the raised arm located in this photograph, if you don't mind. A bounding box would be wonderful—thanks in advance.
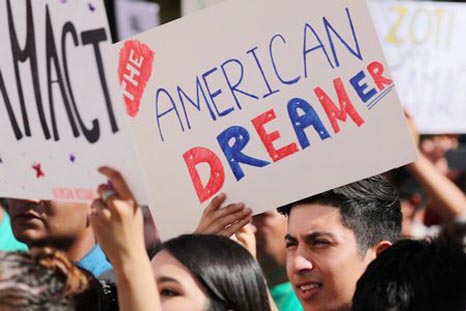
[195,194,279,311]
[90,167,161,311]
[405,113,466,220]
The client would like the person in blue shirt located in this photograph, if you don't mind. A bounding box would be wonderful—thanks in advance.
[7,198,111,277]
[0,202,28,252]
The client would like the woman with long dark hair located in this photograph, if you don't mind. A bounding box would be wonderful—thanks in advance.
[90,166,273,311]
[152,234,271,311]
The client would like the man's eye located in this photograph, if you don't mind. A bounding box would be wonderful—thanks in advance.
[285,241,297,249]
[160,289,180,297]
[312,240,330,246]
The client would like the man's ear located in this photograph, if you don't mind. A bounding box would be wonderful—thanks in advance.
[374,241,392,256]
[409,193,422,208]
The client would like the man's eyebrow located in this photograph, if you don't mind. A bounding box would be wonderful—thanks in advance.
[304,232,336,241]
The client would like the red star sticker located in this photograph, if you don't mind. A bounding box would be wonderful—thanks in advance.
[32,163,45,178]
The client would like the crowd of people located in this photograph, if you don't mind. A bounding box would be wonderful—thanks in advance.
[1,0,466,308]
[1,113,465,311]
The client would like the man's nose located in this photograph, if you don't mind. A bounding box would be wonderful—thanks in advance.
[27,199,43,204]
[293,249,314,275]
[10,199,45,211]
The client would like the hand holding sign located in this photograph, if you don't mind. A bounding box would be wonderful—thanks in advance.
[232,223,257,259]
[194,193,253,237]
[91,167,161,311]
[91,167,144,266]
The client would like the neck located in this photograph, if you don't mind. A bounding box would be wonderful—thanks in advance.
[66,230,96,262]
[29,228,96,263]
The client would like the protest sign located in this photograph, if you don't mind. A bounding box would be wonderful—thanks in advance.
[0,0,148,203]
[182,0,224,16]
[114,0,417,239]
[370,1,466,134]
[115,0,160,40]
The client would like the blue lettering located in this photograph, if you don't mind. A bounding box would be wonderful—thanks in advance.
[246,46,279,99]
[349,71,377,103]
[221,58,259,110]
[303,23,334,78]
[269,34,301,85]
[155,88,185,142]
[287,97,331,149]
[202,67,234,117]
[217,126,270,181]
[323,8,363,67]
[177,77,217,130]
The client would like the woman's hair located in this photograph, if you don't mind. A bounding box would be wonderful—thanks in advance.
[0,248,93,311]
[154,234,271,311]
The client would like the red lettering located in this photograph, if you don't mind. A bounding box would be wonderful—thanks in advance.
[367,61,393,91]
[52,187,75,200]
[74,188,97,200]
[183,147,225,203]
[118,40,155,117]
[252,109,298,162]
[314,78,364,134]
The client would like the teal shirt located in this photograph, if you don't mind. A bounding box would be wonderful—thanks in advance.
[271,282,304,311]
[0,212,28,252]
[78,244,112,277]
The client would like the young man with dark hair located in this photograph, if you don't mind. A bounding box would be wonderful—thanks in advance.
[353,238,466,311]
[278,175,402,311]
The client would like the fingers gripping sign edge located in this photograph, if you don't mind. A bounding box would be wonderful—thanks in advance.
[98,166,135,201]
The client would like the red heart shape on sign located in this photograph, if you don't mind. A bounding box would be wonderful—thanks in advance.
[118,40,155,117]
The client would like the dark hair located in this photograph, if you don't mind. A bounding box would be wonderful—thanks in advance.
[0,248,117,311]
[278,175,402,254]
[154,234,271,311]
[141,205,161,259]
[353,239,466,311]
[0,248,89,311]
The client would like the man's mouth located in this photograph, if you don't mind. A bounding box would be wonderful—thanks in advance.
[299,283,321,291]
[295,282,323,300]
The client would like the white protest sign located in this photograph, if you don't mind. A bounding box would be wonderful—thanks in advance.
[114,0,417,239]
[0,0,148,203]
[370,1,466,134]
[115,0,160,40]
[182,0,224,15]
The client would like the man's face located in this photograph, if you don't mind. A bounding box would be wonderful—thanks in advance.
[7,199,90,247]
[285,203,376,311]
[253,210,288,267]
